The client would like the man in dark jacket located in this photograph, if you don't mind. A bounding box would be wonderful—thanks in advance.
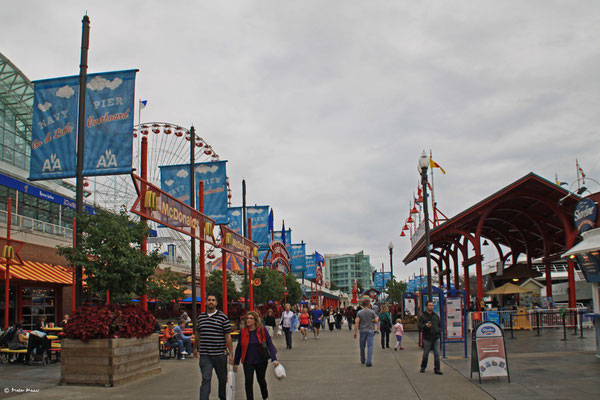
[418,301,442,375]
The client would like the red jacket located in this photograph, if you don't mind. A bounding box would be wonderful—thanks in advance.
[240,327,265,364]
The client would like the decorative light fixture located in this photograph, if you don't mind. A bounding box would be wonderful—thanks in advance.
[400,231,406,237]
[411,206,419,214]
[483,240,489,246]
[407,216,414,223]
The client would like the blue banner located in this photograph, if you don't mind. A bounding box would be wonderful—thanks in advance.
[226,206,270,247]
[83,70,137,176]
[290,243,306,273]
[374,272,392,290]
[304,254,316,279]
[30,75,79,180]
[160,161,228,223]
[30,70,136,180]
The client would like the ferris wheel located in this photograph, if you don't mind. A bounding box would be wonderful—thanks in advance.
[75,122,231,264]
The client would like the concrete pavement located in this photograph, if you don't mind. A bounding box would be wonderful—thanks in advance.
[1,326,598,399]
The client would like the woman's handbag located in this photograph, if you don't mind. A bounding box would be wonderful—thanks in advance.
[259,341,271,360]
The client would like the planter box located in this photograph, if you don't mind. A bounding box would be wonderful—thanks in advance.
[61,333,161,387]
[403,323,418,331]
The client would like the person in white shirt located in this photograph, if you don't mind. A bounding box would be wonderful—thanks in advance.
[280,304,295,349]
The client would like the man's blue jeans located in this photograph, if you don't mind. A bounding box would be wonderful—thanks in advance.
[421,338,441,372]
[199,354,227,400]
[177,338,192,356]
[359,330,374,365]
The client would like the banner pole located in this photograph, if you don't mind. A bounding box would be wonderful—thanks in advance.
[140,136,148,311]
[4,198,11,329]
[190,126,197,331]
[199,181,206,313]
[248,218,254,311]
[242,179,248,309]
[75,14,90,309]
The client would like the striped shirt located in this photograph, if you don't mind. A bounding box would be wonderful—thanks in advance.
[197,310,232,356]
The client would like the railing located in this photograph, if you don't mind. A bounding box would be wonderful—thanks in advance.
[0,210,73,240]
[468,308,592,332]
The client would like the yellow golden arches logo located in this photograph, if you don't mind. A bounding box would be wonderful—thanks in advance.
[3,245,15,259]
[144,191,158,211]
[204,222,214,237]
[252,247,259,258]
[225,232,232,245]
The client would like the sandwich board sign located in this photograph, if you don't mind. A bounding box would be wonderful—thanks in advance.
[470,321,510,383]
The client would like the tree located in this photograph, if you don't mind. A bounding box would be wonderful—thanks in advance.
[206,269,240,307]
[242,268,283,306]
[285,273,302,305]
[386,280,407,305]
[329,282,338,290]
[57,207,162,304]
[146,267,187,312]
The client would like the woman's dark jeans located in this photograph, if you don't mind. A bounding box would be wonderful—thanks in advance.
[381,328,390,348]
[243,361,269,400]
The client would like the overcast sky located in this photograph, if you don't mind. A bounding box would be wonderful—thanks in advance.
[2,1,599,281]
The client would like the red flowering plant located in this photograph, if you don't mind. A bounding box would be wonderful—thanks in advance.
[64,304,156,341]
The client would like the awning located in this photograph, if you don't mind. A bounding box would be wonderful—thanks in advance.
[0,257,73,285]
[563,228,600,258]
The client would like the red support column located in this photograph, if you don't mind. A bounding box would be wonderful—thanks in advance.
[72,218,76,312]
[140,136,148,311]
[199,182,206,313]
[221,249,228,315]
[544,258,552,298]
[248,218,254,311]
[4,198,12,329]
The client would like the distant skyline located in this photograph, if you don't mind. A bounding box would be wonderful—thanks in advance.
[2,1,599,282]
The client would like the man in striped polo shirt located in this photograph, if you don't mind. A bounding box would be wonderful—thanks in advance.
[195,294,233,400]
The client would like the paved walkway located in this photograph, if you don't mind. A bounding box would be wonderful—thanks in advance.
[0,326,598,399]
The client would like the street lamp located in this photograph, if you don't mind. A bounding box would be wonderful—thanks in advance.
[418,151,433,301]
[388,241,394,283]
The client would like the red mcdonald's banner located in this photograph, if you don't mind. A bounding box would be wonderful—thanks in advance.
[219,225,259,263]
[130,173,217,245]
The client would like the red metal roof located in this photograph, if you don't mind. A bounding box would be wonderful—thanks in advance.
[403,172,580,265]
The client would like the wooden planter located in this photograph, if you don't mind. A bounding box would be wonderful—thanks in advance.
[61,333,161,387]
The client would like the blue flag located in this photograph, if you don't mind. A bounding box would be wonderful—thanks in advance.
[268,209,273,233]
[315,251,325,266]
[281,221,286,245]
[290,243,306,273]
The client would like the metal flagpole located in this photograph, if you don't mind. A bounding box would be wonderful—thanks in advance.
[75,15,90,308]
[190,126,198,332]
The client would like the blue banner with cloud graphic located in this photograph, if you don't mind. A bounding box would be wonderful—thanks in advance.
[160,160,228,223]
[227,206,270,248]
[83,70,137,176]
[304,254,316,279]
[30,70,136,180]
[290,243,306,273]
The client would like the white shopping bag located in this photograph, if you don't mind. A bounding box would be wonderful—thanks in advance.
[226,365,235,400]
[274,363,286,380]
[277,326,282,336]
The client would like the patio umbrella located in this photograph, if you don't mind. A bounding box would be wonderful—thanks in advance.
[486,282,530,295]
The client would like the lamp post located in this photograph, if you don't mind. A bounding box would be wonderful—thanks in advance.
[418,151,433,301]
[388,241,394,283]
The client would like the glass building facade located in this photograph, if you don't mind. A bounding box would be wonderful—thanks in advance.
[325,251,374,294]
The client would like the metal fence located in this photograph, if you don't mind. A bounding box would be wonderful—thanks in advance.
[468,308,592,332]
[0,210,73,239]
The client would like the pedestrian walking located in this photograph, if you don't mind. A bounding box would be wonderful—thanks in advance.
[327,309,335,331]
[280,304,295,349]
[195,294,234,400]
[379,305,392,349]
[299,308,310,340]
[418,300,442,375]
[393,318,404,350]
[335,308,343,330]
[320,305,327,330]
[353,298,379,367]
[344,307,355,330]
[234,311,280,400]
[310,305,323,339]
[263,308,276,337]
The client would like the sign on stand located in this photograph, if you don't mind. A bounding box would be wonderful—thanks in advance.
[443,289,468,358]
[471,321,510,383]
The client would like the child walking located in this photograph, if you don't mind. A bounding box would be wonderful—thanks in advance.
[393,318,404,350]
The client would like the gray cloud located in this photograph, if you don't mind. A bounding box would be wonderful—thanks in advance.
[3,0,599,281]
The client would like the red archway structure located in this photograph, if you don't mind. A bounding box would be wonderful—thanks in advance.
[403,173,580,309]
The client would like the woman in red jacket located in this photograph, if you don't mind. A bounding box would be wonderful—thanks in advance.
[234,311,280,400]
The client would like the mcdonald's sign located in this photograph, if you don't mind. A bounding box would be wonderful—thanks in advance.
[219,224,259,263]
[144,191,158,211]
[3,245,14,259]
